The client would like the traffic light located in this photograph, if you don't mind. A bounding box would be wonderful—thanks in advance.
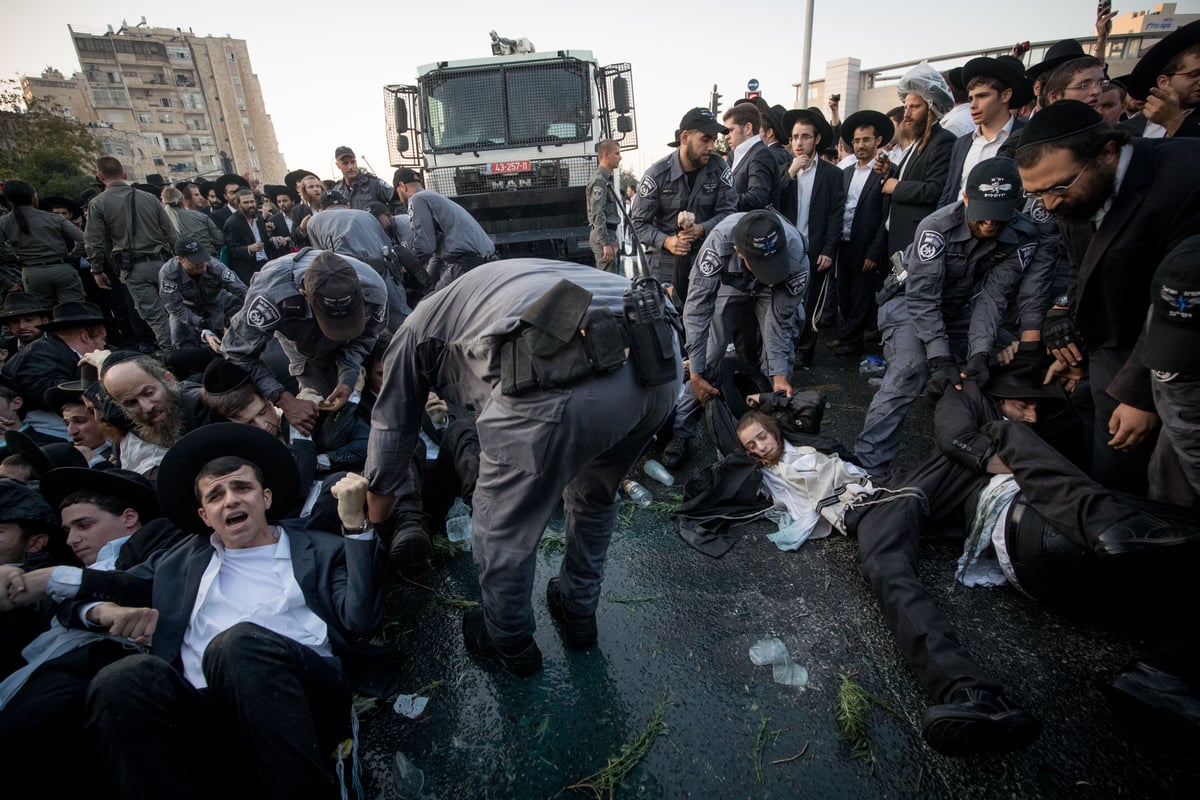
[709,84,722,115]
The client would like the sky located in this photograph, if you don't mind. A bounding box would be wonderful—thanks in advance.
[3,1,1190,180]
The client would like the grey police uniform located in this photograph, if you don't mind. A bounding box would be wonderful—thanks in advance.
[630,151,737,302]
[365,259,680,650]
[158,256,247,349]
[672,212,809,441]
[221,249,387,402]
[407,189,496,290]
[854,203,1042,471]
[586,166,620,273]
[0,207,85,307]
[84,181,176,349]
[173,207,224,253]
[331,172,395,213]
[305,207,410,326]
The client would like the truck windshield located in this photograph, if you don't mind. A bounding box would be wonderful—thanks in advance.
[424,60,590,152]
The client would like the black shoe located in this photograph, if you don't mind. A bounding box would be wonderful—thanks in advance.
[461,608,543,677]
[388,526,432,577]
[1105,661,1200,731]
[546,577,598,649]
[662,437,691,470]
[1093,512,1200,557]
[921,688,1040,756]
[825,338,849,351]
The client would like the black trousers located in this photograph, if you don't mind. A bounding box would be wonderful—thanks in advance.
[85,623,351,800]
[1088,346,1156,495]
[795,262,837,366]
[834,240,879,347]
[423,416,482,533]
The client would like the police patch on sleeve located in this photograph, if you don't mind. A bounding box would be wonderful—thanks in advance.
[1017,243,1038,271]
[592,184,604,202]
[916,230,945,262]
[698,248,723,277]
[160,280,177,294]
[721,167,734,188]
[1152,370,1179,383]
[245,295,281,329]
[372,304,387,323]
[638,175,658,199]
[784,271,807,297]
[1030,199,1052,224]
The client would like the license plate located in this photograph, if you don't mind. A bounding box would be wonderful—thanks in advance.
[486,160,531,174]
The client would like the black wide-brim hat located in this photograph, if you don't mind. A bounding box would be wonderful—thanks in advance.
[983,352,1068,407]
[0,478,59,533]
[44,382,85,414]
[1127,19,1200,101]
[781,107,834,147]
[0,292,52,322]
[40,195,83,219]
[263,184,299,204]
[1026,39,1086,82]
[840,110,895,147]
[284,169,319,191]
[215,173,250,191]
[156,423,302,534]
[4,430,87,479]
[40,467,162,524]
[37,301,108,332]
[963,56,1035,109]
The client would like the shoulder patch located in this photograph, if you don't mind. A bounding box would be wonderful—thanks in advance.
[784,271,807,297]
[245,295,281,330]
[592,184,604,202]
[1030,199,1052,224]
[372,304,387,323]
[638,174,658,199]
[160,280,177,294]
[1016,242,1038,271]
[916,230,945,262]
[698,247,723,277]
[1152,370,1178,383]
[721,167,734,188]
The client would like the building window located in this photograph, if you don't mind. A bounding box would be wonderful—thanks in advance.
[137,112,153,123]
[160,97,171,108]
[159,112,174,123]
[105,110,128,123]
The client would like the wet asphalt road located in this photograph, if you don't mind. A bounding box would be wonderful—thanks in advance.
[355,347,1200,800]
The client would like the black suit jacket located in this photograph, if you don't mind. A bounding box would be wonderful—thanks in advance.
[937,119,1025,209]
[1069,138,1200,409]
[885,124,956,255]
[840,164,887,269]
[776,159,846,262]
[222,213,282,285]
[732,141,778,211]
[209,204,235,230]
[0,333,80,413]
[268,212,295,240]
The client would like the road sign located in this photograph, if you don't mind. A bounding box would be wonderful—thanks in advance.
[747,78,760,92]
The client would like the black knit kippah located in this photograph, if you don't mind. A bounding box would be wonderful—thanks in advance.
[1017,100,1107,151]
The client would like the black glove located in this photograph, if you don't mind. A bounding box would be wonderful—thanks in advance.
[962,352,990,386]
[928,355,960,394]
[1042,307,1080,352]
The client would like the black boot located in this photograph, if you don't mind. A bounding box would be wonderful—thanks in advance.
[921,688,1040,756]
[662,437,691,470]
[461,608,543,677]
[1104,661,1200,732]
[546,577,598,649]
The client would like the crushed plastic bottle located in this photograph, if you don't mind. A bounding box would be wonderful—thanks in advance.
[445,498,472,551]
[390,752,426,799]
[643,459,675,486]
[748,637,809,688]
[858,355,886,375]
[621,479,653,508]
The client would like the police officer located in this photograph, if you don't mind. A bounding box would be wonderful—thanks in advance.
[631,108,738,304]
[364,260,681,676]
[158,238,247,352]
[84,157,176,351]
[393,168,497,289]
[587,139,623,273]
[331,146,396,211]
[221,249,387,436]
[305,191,411,327]
[0,181,86,308]
[855,158,1045,473]
[663,210,809,469]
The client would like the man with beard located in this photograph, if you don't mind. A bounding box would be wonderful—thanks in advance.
[0,293,51,360]
[632,108,737,303]
[332,145,396,211]
[854,158,1046,474]
[99,353,212,451]
[222,189,287,285]
[1127,19,1200,138]
[1015,101,1200,493]
[266,185,297,240]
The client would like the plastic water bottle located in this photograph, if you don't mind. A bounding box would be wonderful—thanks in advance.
[445,498,473,550]
[858,355,886,375]
[621,479,653,508]
[643,459,675,486]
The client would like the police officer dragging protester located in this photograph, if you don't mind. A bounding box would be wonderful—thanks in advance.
[587,139,623,273]
[631,108,738,304]
[854,157,1046,473]
[662,210,809,470]
[364,260,682,676]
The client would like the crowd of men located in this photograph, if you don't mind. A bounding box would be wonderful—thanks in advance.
[0,10,1197,795]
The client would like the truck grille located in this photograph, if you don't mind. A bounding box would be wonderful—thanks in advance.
[426,156,596,197]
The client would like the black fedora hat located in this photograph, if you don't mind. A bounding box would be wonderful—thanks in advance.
[284,169,319,192]
[963,56,1035,109]
[44,381,86,414]
[0,292,52,322]
[983,352,1067,406]
[196,180,216,198]
[214,173,250,192]
[40,467,162,524]
[40,195,83,219]
[840,110,895,147]
[37,301,108,332]
[155,423,302,534]
[1026,39,1086,82]
[263,184,299,204]
[1127,19,1200,101]
[781,107,834,147]
[4,430,87,479]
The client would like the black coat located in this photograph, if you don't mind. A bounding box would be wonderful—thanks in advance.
[0,334,80,413]
[840,163,888,269]
[776,159,846,263]
[885,124,956,255]
[731,141,778,211]
[222,213,282,285]
[936,119,1025,209]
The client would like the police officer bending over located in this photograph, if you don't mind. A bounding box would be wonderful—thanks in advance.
[393,168,497,290]
[365,260,681,676]
[663,210,809,470]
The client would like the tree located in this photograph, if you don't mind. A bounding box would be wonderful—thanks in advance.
[618,167,638,195]
[0,81,99,200]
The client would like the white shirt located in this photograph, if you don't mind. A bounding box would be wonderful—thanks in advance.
[181,527,331,689]
[246,215,268,262]
[842,161,874,240]
[959,116,1015,194]
[793,163,818,240]
[730,134,762,172]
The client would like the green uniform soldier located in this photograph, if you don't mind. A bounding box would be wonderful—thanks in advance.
[587,139,622,273]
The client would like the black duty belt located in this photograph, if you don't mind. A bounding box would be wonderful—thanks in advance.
[22,259,71,269]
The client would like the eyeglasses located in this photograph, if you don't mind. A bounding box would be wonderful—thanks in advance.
[1023,160,1093,199]
[1065,79,1103,93]
[1165,68,1200,82]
